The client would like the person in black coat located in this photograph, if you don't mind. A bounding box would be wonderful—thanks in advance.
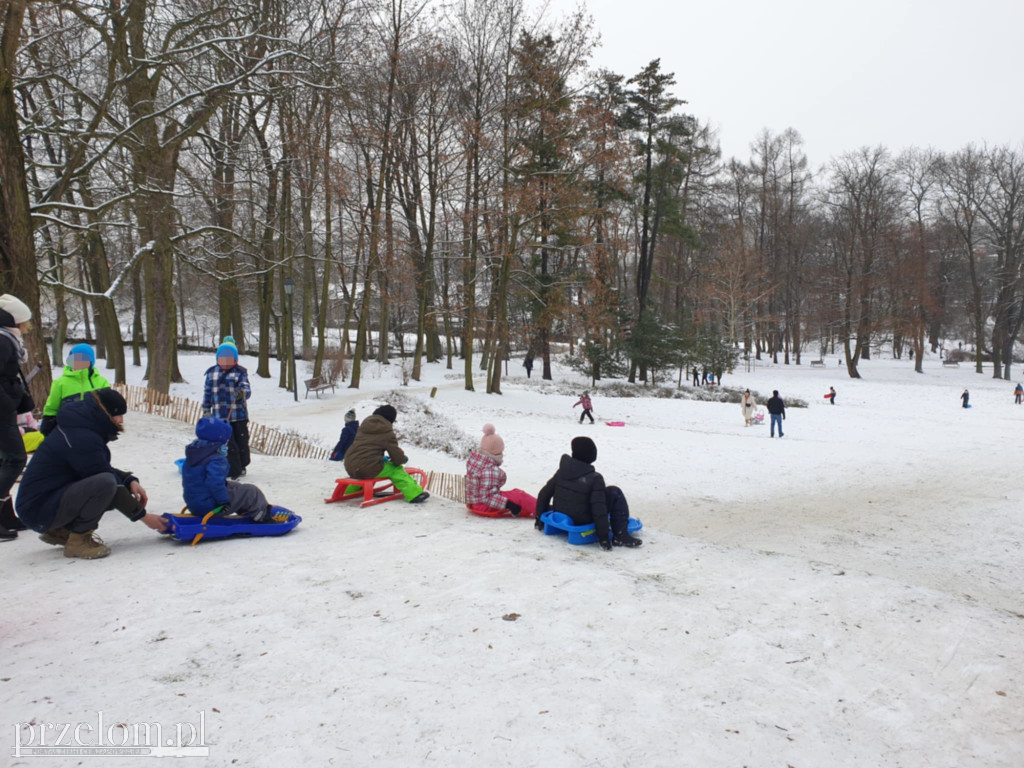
[534,436,641,549]
[15,389,167,558]
[766,390,786,438]
[0,296,35,540]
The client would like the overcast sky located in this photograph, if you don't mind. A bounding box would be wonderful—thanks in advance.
[541,0,1024,167]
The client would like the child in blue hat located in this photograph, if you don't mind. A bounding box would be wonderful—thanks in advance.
[182,417,276,521]
[40,343,111,436]
[202,344,251,479]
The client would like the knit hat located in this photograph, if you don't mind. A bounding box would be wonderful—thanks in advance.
[479,424,504,455]
[216,343,238,362]
[196,417,232,444]
[344,408,357,423]
[0,294,31,325]
[94,388,127,417]
[571,436,597,464]
[68,343,96,366]
[373,404,397,423]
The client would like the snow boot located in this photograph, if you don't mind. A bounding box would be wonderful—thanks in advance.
[39,527,71,546]
[64,531,111,559]
[0,496,26,531]
[409,492,430,504]
[0,523,16,541]
[612,533,643,548]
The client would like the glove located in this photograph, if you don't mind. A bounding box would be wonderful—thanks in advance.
[534,516,545,531]
[234,389,245,401]
[505,500,522,517]
[599,538,612,551]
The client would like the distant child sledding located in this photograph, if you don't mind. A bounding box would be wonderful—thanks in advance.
[573,392,595,424]
[330,409,359,462]
[464,424,537,518]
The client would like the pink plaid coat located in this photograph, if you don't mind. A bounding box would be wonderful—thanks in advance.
[465,450,507,510]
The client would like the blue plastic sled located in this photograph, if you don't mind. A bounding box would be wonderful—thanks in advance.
[539,511,642,545]
[161,507,301,546]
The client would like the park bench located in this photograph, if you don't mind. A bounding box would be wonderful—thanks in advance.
[810,360,826,368]
[303,376,336,398]
[942,360,960,368]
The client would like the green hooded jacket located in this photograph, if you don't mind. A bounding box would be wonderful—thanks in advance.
[43,365,111,416]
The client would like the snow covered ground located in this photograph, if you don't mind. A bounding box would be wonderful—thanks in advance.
[2,347,1022,767]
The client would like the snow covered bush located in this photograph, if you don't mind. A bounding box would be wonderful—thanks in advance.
[375,390,476,458]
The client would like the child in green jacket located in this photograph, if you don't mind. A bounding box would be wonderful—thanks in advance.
[40,343,110,436]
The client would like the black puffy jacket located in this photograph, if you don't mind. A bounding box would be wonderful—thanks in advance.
[536,454,611,542]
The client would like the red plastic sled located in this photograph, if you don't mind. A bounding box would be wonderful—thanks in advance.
[324,467,429,507]
[605,421,626,427]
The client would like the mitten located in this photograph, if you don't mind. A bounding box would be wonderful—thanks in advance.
[505,500,522,517]
[534,516,545,532]
[234,389,245,401]
[213,504,230,517]
[598,538,612,551]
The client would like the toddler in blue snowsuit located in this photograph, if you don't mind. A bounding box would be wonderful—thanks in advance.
[329,409,359,462]
[182,417,274,521]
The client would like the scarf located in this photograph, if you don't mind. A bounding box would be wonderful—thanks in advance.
[0,327,27,363]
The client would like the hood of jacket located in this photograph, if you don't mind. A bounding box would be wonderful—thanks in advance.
[185,439,224,467]
[557,453,595,481]
[55,396,120,442]
[358,414,395,438]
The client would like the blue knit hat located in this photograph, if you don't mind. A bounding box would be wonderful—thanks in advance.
[216,343,238,362]
[222,335,237,347]
[68,343,96,366]
[196,417,232,444]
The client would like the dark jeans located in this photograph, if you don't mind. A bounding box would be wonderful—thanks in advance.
[228,420,250,478]
[579,408,594,424]
[0,422,27,499]
[51,474,142,533]
[605,485,630,537]
[770,413,784,437]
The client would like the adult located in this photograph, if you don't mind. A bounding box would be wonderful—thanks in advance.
[740,389,757,427]
[39,342,110,436]
[766,390,786,438]
[961,389,970,409]
[15,389,166,558]
[202,343,251,479]
[523,355,534,379]
[828,386,836,405]
[0,295,35,540]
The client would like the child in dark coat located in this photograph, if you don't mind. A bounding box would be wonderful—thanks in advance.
[330,409,359,462]
[182,417,276,521]
[535,436,641,550]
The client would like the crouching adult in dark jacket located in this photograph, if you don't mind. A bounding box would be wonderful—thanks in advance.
[535,436,641,550]
[15,389,167,559]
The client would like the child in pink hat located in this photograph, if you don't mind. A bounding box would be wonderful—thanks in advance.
[465,424,536,518]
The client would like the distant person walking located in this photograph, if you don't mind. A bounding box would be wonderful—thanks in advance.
[573,392,595,424]
[828,386,836,405]
[961,389,970,409]
[523,355,534,379]
[1014,383,1022,405]
[767,390,786,438]
[692,368,700,387]
[740,390,756,426]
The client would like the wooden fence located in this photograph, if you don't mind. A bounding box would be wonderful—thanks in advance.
[115,384,330,461]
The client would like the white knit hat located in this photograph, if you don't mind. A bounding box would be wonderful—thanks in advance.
[0,294,32,325]
[479,424,504,455]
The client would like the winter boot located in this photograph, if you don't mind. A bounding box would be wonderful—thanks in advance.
[0,496,26,531]
[409,492,430,504]
[39,527,72,546]
[612,533,643,548]
[0,523,16,541]
[64,531,111,559]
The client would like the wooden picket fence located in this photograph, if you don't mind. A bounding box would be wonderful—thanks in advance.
[115,384,330,461]
[425,471,465,504]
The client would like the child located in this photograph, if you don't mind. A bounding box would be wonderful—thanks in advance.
[343,404,429,503]
[182,417,276,522]
[39,343,110,436]
[535,436,641,549]
[828,386,836,405]
[330,409,359,461]
[1014,383,1022,405]
[961,389,970,408]
[573,391,595,424]
[202,343,251,479]
[18,411,43,453]
[465,424,537,517]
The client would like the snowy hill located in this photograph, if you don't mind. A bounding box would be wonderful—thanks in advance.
[2,350,1021,767]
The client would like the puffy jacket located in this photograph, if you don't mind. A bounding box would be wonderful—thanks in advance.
[182,439,230,514]
[15,396,139,532]
[202,364,251,421]
[43,365,111,416]
[343,414,407,479]
[465,449,507,510]
[536,454,610,542]
[330,420,359,462]
[766,396,786,415]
